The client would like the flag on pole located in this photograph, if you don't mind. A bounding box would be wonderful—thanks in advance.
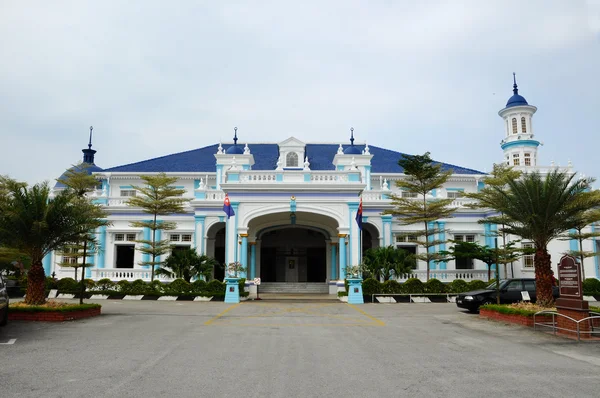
[355,196,363,230]
[223,194,235,219]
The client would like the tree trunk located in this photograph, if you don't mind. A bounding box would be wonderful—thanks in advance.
[25,260,47,305]
[80,238,88,305]
[534,248,554,307]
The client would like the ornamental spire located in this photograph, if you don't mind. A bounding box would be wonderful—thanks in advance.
[512,72,519,95]
[233,127,238,145]
[350,127,355,146]
[82,125,97,164]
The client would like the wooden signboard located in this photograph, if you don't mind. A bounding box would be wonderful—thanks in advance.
[558,255,582,300]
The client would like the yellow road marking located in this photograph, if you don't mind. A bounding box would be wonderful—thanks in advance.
[204,303,242,325]
[347,303,385,326]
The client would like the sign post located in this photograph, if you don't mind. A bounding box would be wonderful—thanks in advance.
[555,255,590,338]
[254,277,261,301]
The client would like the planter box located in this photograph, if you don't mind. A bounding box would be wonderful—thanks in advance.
[9,307,101,322]
[479,308,553,328]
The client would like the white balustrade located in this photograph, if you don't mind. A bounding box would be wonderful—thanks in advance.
[107,198,128,206]
[310,172,349,183]
[93,268,175,282]
[395,269,490,283]
[204,191,226,201]
[240,172,277,182]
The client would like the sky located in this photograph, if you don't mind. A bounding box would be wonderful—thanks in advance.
[1,0,599,187]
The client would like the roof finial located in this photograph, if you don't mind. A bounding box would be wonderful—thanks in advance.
[88,125,94,149]
[350,127,355,146]
[512,72,518,95]
[233,127,238,145]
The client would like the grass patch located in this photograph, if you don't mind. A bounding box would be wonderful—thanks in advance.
[9,300,101,313]
[480,302,556,316]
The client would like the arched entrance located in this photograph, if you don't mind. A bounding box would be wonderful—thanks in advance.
[362,223,380,257]
[206,222,226,281]
[259,227,327,283]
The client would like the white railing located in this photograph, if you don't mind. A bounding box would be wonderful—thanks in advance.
[107,198,129,206]
[395,269,490,282]
[240,172,277,182]
[93,268,175,282]
[227,170,357,184]
[203,191,226,201]
[310,172,349,183]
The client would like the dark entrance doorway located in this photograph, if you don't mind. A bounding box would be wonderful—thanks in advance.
[115,245,135,268]
[260,228,326,283]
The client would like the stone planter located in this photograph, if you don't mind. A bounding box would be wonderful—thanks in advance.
[224,277,240,303]
[9,307,101,322]
[479,308,553,328]
[347,278,364,304]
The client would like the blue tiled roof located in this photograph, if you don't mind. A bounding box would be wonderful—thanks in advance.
[101,142,484,175]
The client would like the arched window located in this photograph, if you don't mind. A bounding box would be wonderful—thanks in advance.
[512,118,517,134]
[521,117,527,133]
[286,152,298,167]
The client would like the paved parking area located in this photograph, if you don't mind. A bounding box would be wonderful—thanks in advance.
[2,300,600,398]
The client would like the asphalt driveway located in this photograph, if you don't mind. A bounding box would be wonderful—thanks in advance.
[1,300,600,398]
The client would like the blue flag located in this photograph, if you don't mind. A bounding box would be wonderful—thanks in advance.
[355,197,363,230]
[223,194,235,219]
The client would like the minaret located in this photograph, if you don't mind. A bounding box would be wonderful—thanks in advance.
[498,74,539,168]
[82,125,97,164]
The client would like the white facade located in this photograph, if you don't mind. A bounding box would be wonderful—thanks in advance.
[46,81,600,288]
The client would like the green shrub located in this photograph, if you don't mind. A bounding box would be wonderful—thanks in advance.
[238,278,246,293]
[382,280,403,294]
[206,280,226,295]
[116,280,131,293]
[337,291,348,297]
[83,279,96,290]
[344,279,349,293]
[362,278,382,296]
[402,278,424,293]
[449,279,469,293]
[148,280,165,295]
[165,278,193,295]
[468,280,488,291]
[583,278,600,295]
[424,278,447,293]
[57,277,79,293]
[191,279,207,292]
[45,277,57,291]
[120,279,153,295]
[96,278,115,291]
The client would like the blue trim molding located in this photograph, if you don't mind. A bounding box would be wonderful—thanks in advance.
[501,140,540,150]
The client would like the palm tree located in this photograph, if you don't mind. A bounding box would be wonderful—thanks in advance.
[156,248,218,282]
[0,179,106,304]
[473,170,600,307]
[362,246,415,281]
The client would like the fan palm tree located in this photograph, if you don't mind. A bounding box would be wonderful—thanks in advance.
[362,246,415,281]
[0,178,107,304]
[156,248,218,282]
[473,169,600,307]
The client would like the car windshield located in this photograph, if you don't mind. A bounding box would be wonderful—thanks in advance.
[486,280,508,289]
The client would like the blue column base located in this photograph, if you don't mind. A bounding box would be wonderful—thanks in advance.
[347,278,364,304]
[224,277,240,303]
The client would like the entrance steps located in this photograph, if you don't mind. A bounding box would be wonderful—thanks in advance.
[258,282,330,294]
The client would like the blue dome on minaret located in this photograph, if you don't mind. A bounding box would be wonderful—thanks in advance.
[226,127,245,154]
[343,127,362,155]
[505,73,529,108]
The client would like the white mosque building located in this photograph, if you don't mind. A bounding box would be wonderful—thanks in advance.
[48,77,599,294]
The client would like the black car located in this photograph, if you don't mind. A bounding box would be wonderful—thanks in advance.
[0,274,8,326]
[456,278,558,313]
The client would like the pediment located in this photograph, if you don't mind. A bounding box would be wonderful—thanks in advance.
[278,136,305,148]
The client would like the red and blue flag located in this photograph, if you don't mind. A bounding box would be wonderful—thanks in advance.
[355,197,363,230]
[223,194,235,219]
